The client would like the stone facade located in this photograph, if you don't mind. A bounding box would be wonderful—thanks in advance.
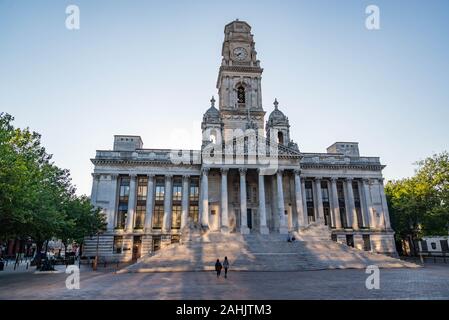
[84,20,396,262]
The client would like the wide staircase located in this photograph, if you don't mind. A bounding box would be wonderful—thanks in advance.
[122,227,417,273]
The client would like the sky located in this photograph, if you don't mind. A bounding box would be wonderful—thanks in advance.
[1,0,448,196]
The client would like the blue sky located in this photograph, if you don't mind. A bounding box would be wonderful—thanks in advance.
[1,0,448,195]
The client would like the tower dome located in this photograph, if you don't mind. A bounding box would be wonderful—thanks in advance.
[267,98,289,126]
[202,96,221,124]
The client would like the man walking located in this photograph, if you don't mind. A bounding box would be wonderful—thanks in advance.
[215,259,222,278]
[223,256,229,279]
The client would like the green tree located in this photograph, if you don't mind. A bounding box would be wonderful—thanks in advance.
[0,113,106,267]
[386,152,449,255]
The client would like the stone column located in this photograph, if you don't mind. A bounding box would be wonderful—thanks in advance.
[362,179,374,229]
[200,168,210,228]
[330,178,342,229]
[258,169,269,234]
[277,169,288,234]
[220,168,229,232]
[239,168,250,234]
[144,174,155,232]
[357,180,367,228]
[301,179,308,226]
[162,174,173,233]
[294,170,305,229]
[108,174,118,232]
[125,174,137,232]
[314,177,325,224]
[378,178,392,230]
[181,175,190,230]
[346,177,358,230]
[91,173,100,205]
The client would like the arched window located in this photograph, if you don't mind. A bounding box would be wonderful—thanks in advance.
[278,131,284,144]
[237,86,245,104]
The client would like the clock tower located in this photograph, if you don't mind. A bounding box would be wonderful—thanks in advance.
[217,20,265,138]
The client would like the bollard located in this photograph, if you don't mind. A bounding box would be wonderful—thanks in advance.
[419,253,424,264]
[26,262,29,270]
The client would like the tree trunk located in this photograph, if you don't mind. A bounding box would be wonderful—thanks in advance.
[35,241,44,270]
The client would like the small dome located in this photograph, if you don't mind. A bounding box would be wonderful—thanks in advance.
[268,99,288,125]
[204,106,220,118]
[202,96,221,124]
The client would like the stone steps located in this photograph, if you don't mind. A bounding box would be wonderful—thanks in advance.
[121,231,418,273]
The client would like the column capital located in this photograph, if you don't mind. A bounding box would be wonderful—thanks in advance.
[314,176,323,181]
[361,177,371,183]
[165,174,173,179]
[377,177,385,183]
[92,173,101,180]
[220,168,229,175]
[277,169,284,175]
[239,168,247,175]
[110,173,119,180]
[182,174,190,180]
[345,177,354,182]
[293,169,301,176]
[330,177,338,182]
[129,173,137,179]
[147,173,155,178]
[202,167,210,176]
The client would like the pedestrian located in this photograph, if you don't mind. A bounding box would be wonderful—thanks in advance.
[223,256,229,279]
[215,259,222,278]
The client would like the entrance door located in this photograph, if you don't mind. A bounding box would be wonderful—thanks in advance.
[132,236,142,260]
[152,236,161,253]
[247,209,252,229]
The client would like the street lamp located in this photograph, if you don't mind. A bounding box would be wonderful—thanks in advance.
[92,231,101,271]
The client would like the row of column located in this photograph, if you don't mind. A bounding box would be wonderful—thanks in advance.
[93,174,193,233]
[92,170,391,234]
[197,169,391,234]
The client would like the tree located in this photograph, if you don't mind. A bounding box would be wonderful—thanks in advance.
[0,113,106,268]
[386,152,449,255]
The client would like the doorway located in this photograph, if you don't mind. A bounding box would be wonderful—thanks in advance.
[132,236,142,260]
[152,236,161,253]
[247,209,252,229]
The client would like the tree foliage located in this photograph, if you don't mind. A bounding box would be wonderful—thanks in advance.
[386,152,449,247]
[0,113,106,249]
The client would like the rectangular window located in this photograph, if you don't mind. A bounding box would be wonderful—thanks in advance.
[153,205,164,229]
[137,176,148,201]
[172,205,181,229]
[173,181,182,201]
[134,176,148,229]
[116,176,130,229]
[189,180,199,202]
[155,178,165,201]
[113,236,123,254]
[189,205,199,223]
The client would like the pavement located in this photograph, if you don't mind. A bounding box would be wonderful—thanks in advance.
[1,263,449,299]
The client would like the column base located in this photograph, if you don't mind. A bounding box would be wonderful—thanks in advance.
[259,226,269,235]
[279,226,288,234]
[220,226,230,233]
[240,226,250,235]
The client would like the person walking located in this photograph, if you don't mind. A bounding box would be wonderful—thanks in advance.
[215,259,222,278]
[223,256,229,279]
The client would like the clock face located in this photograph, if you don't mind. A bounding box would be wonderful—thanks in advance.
[233,47,248,61]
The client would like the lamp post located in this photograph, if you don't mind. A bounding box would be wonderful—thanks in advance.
[93,232,100,271]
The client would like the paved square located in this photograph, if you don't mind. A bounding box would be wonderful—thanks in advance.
[1,264,449,299]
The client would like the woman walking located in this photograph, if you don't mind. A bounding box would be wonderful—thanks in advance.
[223,256,229,279]
[215,259,222,278]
